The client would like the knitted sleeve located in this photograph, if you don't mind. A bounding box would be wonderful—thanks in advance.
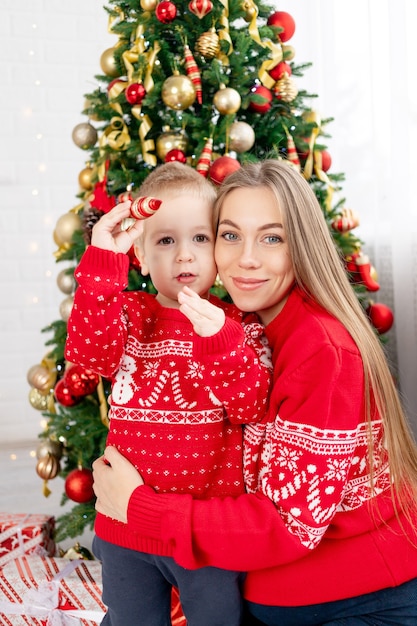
[193,316,271,425]
[64,246,130,378]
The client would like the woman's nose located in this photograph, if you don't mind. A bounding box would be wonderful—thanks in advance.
[238,242,261,268]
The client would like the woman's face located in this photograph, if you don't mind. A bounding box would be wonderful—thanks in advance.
[215,186,295,325]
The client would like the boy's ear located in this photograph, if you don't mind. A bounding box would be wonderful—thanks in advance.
[134,243,149,276]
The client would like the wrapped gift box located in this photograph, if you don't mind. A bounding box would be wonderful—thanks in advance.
[0,513,55,568]
[0,555,106,625]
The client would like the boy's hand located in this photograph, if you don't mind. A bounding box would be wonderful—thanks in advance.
[91,201,144,254]
[178,286,225,337]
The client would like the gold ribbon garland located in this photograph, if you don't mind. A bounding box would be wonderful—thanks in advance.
[217,0,233,64]
[302,110,334,210]
[245,0,283,88]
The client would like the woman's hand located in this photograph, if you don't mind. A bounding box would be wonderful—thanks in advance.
[92,446,144,523]
[91,202,145,254]
[178,286,225,337]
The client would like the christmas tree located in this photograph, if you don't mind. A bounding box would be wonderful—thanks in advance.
[27,0,394,542]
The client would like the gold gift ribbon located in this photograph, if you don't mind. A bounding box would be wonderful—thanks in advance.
[96,376,109,428]
[246,0,283,89]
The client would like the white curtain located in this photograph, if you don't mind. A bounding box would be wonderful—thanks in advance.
[283,0,417,434]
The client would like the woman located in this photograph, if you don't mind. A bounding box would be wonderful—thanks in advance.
[93,160,417,625]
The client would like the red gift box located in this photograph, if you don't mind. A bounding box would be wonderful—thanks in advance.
[0,555,106,625]
[0,513,55,569]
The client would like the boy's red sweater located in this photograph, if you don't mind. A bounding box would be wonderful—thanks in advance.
[65,246,271,553]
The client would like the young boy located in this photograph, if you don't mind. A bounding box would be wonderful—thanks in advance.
[65,162,271,626]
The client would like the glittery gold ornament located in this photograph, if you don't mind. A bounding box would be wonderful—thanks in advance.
[36,453,61,480]
[162,73,196,110]
[156,129,188,160]
[28,387,49,411]
[274,73,298,103]
[57,269,76,295]
[72,122,98,150]
[59,295,74,322]
[78,165,95,190]
[229,121,255,153]
[60,542,94,561]
[27,364,56,394]
[213,85,241,115]
[54,212,82,245]
[195,28,220,59]
[100,47,120,77]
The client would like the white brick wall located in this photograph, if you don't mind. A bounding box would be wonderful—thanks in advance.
[1,1,110,442]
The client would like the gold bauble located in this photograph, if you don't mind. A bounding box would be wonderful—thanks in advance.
[57,269,76,295]
[162,74,196,111]
[213,86,241,115]
[241,0,258,22]
[229,121,255,153]
[59,295,74,322]
[36,439,64,461]
[28,387,49,411]
[27,364,56,394]
[36,453,61,480]
[54,212,82,245]
[195,28,220,59]
[274,74,298,103]
[72,122,98,150]
[83,98,100,122]
[140,0,158,10]
[100,47,120,77]
[156,129,188,160]
[282,44,295,61]
[78,166,95,191]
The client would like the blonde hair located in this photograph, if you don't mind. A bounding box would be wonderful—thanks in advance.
[215,159,417,518]
[138,161,217,209]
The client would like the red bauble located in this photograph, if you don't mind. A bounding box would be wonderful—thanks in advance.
[320,150,332,172]
[367,303,394,334]
[165,149,187,163]
[125,82,146,105]
[209,156,241,186]
[188,0,213,18]
[155,1,177,22]
[248,85,273,113]
[267,11,296,42]
[54,378,81,407]
[269,61,292,82]
[65,468,95,503]
[64,364,99,397]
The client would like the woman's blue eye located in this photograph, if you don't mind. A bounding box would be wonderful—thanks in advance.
[221,232,238,241]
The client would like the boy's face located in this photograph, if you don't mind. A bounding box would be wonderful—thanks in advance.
[135,194,217,308]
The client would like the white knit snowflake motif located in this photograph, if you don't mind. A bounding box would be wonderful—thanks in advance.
[186,361,204,379]
[143,361,160,378]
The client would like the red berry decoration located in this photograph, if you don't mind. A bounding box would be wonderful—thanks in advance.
[125,82,146,105]
[65,468,95,503]
[209,156,241,186]
[165,148,187,163]
[64,364,99,398]
[267,11,296,42]
[269,61,292,82]
[248,85,273,113]
[54,378,81,407]
[367,303,394,334]
[155,1,177,22]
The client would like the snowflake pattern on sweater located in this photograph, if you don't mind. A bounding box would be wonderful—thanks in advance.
[65,246,271,499]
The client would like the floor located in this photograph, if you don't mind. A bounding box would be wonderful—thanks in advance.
[0,440,94,553]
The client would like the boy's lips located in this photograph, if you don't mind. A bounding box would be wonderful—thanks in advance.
[176,272,196,284]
